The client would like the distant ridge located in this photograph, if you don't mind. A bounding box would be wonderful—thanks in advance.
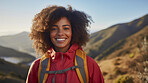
[84,14,148,60]
[0,31,35,56]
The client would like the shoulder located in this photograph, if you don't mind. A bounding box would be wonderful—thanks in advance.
[86,55,101,75]
[86,56,105,82]
[31,58,40,66]
[26,58,41,83]
[29,58,41,71]
[86,55,98,66]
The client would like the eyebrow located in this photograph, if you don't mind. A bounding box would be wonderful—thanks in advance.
[52,24,70,27]
[63,25,70,27]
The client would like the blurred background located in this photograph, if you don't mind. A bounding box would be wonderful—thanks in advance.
[0,0,148,83]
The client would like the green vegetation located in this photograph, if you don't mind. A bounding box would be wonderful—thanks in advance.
[129,53,135,58]
[114,75,134,83]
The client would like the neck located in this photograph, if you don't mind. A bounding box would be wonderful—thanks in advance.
[54,45,71,53]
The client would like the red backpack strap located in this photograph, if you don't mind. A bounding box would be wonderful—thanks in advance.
[75,49,89,83]
[38,52,51,83]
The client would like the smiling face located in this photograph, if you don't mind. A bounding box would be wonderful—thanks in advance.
[50,17,72,53]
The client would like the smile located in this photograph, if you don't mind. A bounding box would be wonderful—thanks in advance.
[56,38,66,41]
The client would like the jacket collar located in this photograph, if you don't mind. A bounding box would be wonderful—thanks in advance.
[47,43,81,60]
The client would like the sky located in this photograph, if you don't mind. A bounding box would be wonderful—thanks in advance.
[0,0,148,36]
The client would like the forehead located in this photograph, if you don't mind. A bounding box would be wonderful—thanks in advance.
[53,17,70,25]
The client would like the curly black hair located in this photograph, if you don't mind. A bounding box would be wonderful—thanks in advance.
[29,5,92,55]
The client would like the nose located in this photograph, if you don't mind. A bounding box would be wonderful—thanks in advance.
[57,28,64,36]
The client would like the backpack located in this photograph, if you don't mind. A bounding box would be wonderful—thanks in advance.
[38,49,89,83]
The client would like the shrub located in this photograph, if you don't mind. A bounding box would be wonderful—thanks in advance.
[129,53,135,58]
[114,75,134,83]
[114,67,127,75]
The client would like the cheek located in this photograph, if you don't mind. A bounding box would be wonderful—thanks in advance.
[68,31,72,38]
[49,33,55,42]
[70,33,72,38]
[50,32,56,38]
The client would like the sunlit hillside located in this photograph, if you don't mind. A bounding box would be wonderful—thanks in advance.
[98,21,148,82]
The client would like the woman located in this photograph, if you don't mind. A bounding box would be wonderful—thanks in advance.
[26,5,104,83]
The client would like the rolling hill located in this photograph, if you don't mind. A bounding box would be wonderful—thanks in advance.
[0,31,35,56]
[98,21,148,83]
[84,14,148,60]
[0,45,35,64]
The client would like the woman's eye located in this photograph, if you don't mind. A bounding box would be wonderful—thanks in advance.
[51,27,57,31]
[52,28,56,30]
[64,27,70,30]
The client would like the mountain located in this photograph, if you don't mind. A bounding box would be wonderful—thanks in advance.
[0,58,29,83]
[84,14,148,60]
[101,21,148,60]
[0,45,35,64]
[0,31,35,56]
[98,20,148,82]
[0,32,35,83]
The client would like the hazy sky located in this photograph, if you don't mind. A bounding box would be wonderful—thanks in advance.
[0,0,148,36]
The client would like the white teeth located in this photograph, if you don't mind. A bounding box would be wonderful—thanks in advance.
[57,39,65,41]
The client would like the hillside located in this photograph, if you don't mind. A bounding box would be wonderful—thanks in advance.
[0,45,35,64]
[96,25,148,60]
[98,22,148,82]
[0,31,35,56]
[84,14,148,60]
[0,58,29,83]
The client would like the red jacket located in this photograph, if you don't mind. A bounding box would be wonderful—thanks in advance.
[26,44,104,83]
